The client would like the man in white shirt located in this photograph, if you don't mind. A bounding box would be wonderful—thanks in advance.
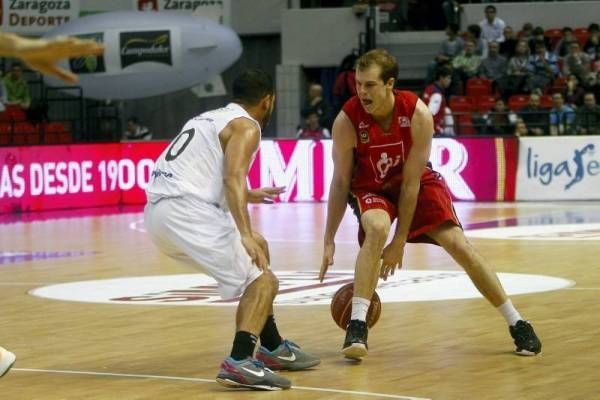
[479,5,506,45]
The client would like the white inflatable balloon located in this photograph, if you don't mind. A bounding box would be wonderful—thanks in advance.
[43,11,242,100]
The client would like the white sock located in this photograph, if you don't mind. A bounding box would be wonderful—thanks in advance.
[351,297,371,322]
[497,299,522,326]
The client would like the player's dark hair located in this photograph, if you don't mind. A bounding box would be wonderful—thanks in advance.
[232,69,274,105]
[435,66,452,80]
[356,49,399,84]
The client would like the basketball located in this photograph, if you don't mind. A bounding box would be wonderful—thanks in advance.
[330,283,382,330]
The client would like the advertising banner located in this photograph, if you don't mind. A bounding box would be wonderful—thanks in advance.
[516,136,600,200]
[1,0,80,34]
[119,30,172,69]
[1,137,516,214]
[133,0,231,25]
[429,137,517,201]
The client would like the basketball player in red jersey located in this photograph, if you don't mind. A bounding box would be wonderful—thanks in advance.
[319,49,541,360]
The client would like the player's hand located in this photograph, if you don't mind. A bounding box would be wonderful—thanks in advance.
[241,235,269,270]
[18,36,104,83]
[248,186,286,204]
[319,241,335,282]
[380,239,405,281]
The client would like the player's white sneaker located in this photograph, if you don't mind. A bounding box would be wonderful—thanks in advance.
[0,347,16,377]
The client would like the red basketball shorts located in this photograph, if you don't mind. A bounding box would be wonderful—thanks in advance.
[348,171,461,245]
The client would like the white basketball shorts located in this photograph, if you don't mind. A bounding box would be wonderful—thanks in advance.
[143,197,263,299]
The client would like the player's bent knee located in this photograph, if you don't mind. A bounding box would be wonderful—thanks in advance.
[361,214,391,241]
[261,269,279,293]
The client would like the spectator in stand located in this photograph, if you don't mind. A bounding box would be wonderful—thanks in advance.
[513,118,530,136]
[528,26,552,54]
[500,26,518,59]
[555,27,577,58]
[562,74,586,107]
[498,40,531,99]
[441,0,462,28]
[563,41,594,89]
[479,41,507,86]
[592,70,600,101]
[528,39,559,93]
[466,24,486,57]
[519,23,534,42]
[479,5,505,46]
[301,83,333,130]
[3,63,31,109]
[426,23,464,83]
[575,92,600,135]
[483,98,517,135]
[296,110,331,139]
[333,52,358,112]
[0,73,7,112]
[549,92,576,135]
[123,117,152,141]
[422,66,453,136]
[452,39,481,94]
[519,93,548,136]
[584,23,600,60]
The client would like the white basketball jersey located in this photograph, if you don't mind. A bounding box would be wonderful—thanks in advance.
[146,103,261,210]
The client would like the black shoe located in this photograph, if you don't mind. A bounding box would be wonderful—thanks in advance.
[509,320,542,356]
[342,319,368,360]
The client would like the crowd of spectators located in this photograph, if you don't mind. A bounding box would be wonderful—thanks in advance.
[423,4,600,136]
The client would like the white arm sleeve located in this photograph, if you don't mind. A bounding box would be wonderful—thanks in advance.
[428,93,443,116]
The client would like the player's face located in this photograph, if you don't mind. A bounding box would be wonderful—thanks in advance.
[355,65,394,115]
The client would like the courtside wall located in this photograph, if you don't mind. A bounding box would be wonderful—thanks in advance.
[1,136,598,213]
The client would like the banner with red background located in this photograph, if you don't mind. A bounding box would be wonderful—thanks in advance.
[0,138,517,214]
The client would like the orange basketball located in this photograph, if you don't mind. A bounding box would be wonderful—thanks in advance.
[330,283,381,330]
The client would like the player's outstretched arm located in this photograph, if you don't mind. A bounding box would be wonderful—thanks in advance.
[380,100,433,280]
[320,111,356,282]
[222,118,268,270]
[0,33,104,83]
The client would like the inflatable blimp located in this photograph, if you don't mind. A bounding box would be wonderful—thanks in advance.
[43,11,242,100]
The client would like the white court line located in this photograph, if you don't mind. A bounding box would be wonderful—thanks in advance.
[12,368,431,400]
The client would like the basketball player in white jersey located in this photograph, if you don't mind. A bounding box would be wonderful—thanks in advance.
[0,32,104,379]
[144,69,320,391]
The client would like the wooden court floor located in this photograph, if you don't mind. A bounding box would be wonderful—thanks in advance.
[1,201,599,399]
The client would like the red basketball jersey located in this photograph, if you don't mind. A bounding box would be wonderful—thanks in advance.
[342,91,433,196]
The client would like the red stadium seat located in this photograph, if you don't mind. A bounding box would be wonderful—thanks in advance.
[508,95,530,111]
[14,122,36,134]
[5,105,26,122]
[45,122,67,133]
[544,28,563,47]
[449,96,475,112]
[0,133,9,145]
[454,113,477,135]
[466,78,493,97]
[540,95,553,108]
[58,131,73,144]
[44,132,60,144]
[549,76,568,94]
[0,122,12,134]
[475,95,497,112]
[0,111,10,122]
[574,27,590,47]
